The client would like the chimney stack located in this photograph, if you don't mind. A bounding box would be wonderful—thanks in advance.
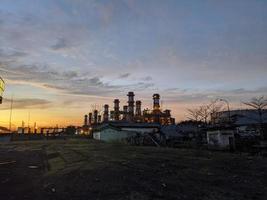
[98,115,102,123]
[103,104,109,122]
[135,100,142,116]
[93,110,98,124]
[84,115,88,126]
[127,92,135,121]
[114,99,120,121]
[88,113,93,125]
[123,105,128,120]
[153,94,160,111]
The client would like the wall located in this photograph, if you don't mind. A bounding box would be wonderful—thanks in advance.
[207,130,234,148]
[121,127,157,134]
[93,128,136,142]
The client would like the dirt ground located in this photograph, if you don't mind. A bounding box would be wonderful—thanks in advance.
[0,139,267,200]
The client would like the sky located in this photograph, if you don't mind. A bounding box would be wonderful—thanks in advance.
[0,0,267,128]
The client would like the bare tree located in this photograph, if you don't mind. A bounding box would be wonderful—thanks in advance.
[243,96,267,139]
[208,100,224,124]
[187,108,201,122]
[187,100,224,124]
[198,105,210,123]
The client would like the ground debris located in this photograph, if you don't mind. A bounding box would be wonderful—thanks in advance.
[28,165,39,169]
[0,160,16,165]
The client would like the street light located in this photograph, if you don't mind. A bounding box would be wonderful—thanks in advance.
[219,98,231,124]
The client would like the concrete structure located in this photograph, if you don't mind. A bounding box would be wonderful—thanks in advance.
[212,109,267,126]
[93,122,160,142]
[0,126,10,134]
[93,125,136,142]
[207,128,235,149]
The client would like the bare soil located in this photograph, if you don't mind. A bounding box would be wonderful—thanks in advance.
[0,139,267,200]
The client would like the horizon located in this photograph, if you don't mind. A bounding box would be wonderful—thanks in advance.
[0,0,267,128]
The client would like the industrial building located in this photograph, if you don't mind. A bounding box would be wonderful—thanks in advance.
[82,92,175,141]
[83,92,175,128]
[93,122,161,142]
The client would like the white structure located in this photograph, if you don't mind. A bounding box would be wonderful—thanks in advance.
[213,109,267,125]
[93,122,160,142]
[93,126,136,142]
[207,129,235,149]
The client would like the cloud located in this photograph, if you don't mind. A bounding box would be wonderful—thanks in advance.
[161,87,267,105]
[51,38,68,50]
[0,48,28,59]
[118,73,131,79]
[62,71,78,79]
[141,76,152,81]
[0,98,52,110]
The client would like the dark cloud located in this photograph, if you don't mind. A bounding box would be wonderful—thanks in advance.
[0,49,28,59]
[118,73,131,79]
[162,87,267,104]
[51,38,68,50]
[62,71,78,79]
[141,76,153,81]
[0,98,52,110]
[42,84,66,90]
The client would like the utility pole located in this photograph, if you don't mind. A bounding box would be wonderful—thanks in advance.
[220,98,231,124]
[9,95,13,131]
[28,111,31,134]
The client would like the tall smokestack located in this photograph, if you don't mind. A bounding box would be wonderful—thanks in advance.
[135,101,142,116]
[88,113,93,125]
[93,110,98,124]
[98,115,102,123]
[123,105,128,120]
[84,115,88,126]
[103,104,109,122]
[153,94,160,111]
[114,99,120,121]
[164,109,171,117]
[127,92,135,121]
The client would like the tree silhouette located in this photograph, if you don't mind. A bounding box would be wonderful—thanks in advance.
[243,96,267,139]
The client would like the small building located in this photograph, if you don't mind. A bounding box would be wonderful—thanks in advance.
[0,126,10,134]
[93,122,160,142]
[207,127,235,150]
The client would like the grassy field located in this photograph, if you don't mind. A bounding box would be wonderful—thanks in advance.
[0,139,267,200]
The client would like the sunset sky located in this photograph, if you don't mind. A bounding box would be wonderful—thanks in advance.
[0,0,267,128]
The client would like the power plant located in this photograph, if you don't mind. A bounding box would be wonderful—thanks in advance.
[83,92,175,128]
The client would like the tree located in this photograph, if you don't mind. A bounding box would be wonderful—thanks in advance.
[187,100,224,124]
[208,100,224,124]
[243,96,267,139]
[187,108,201,122]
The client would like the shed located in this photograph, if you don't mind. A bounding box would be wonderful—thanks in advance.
[93,122,160,142]
[207,127,235,149]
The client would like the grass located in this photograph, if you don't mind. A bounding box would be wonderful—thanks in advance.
[0,139,267,200]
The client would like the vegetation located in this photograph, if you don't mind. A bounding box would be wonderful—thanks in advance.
[0,139,267,200]
[243,96,267,139]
